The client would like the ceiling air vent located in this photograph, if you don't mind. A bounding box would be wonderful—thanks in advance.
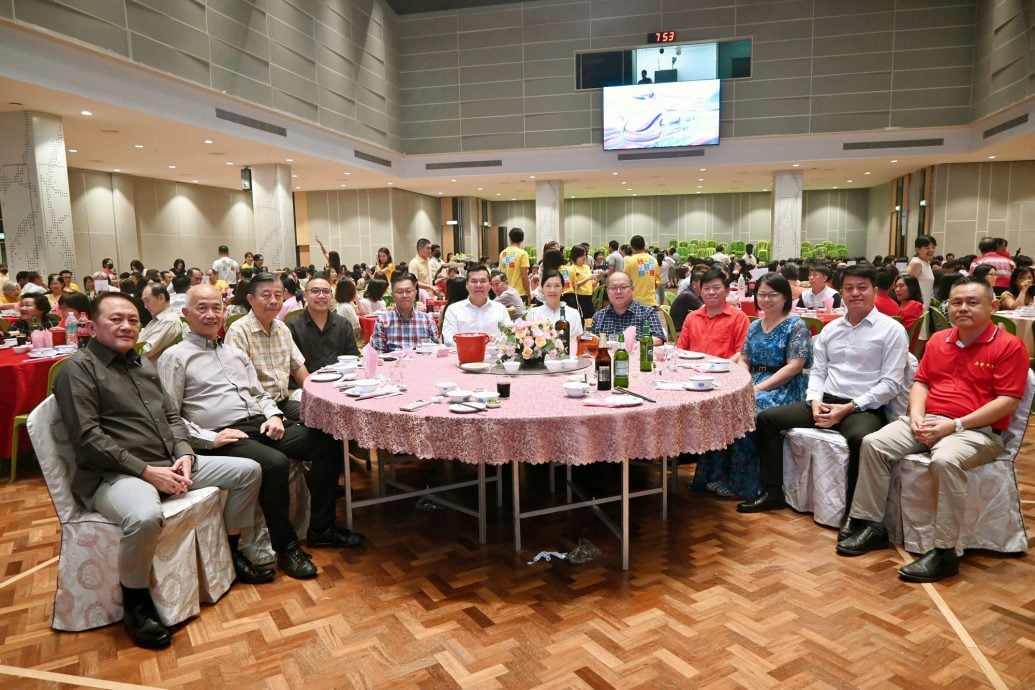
[355,150,392,167]
[984,114,1029,139]
[425,160,503,170]
[842,138,943,150]
[215,108,287,137]
[616,149,705,161]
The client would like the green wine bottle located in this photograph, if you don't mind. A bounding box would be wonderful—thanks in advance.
[613,333,629,388]
[639,320,653,372]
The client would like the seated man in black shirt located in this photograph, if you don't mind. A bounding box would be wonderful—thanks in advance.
[54,292,269,650]
[669,269,705,333]
[287,273,359,373]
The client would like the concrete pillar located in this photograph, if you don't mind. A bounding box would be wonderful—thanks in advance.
[0,111,76,275]
[251,164,296,269]
[535,180,564,249]
[771,170,803,261]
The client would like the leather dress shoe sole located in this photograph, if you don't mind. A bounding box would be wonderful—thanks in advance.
[898,550,959,583]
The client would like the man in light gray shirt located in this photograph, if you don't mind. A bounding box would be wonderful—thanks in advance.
[157,285,363,581]
[489,270,524,317]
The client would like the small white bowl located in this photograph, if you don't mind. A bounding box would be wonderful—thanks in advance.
[561,357,580,370]
[12,344,31,355]
[545,359,565,373]
[687,376,715,390]
[705,359,730,372]
[338,355,359,364]
[447,388,473,403]
[435,380,458,394]
[502,360,521,375]
[352,378,381,394]
[472,390,499,404]
[563,382,591,398]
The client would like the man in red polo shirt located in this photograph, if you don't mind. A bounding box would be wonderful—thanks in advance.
[837,277,1029,582]
[971,236,1014,293]
[676,268,749,358]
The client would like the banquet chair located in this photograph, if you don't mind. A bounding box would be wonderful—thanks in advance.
[9,356,67,482]
[884,368,1034,554]
[802,317,824,336]
[26,396,234,631]
[0,319,8,334]
[782,354,917,528]
[991,314,1017,335]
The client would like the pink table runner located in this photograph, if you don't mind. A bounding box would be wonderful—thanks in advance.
[302,352,757,466]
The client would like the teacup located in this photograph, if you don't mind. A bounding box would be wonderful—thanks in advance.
[352,378,381,394]
[447,388,473,403]
[435,380,458,394]
[544,359,565,373]
[472,390,499,404]
[561,357,580,370]
[502,360,521,375]
[704,359,730,372]
[338,355,359,365]
[686,376,715,391]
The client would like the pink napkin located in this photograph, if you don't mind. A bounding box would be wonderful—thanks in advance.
[363,343,378,379]
[623,325,638,356]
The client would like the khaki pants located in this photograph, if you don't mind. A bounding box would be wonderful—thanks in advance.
[850,415,1003,549]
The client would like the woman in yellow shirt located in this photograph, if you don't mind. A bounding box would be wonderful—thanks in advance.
[374,247,395,284]
[567,246,598,318]
[46,273,64,308]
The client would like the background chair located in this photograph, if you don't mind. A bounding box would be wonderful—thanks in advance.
[26,396,234,631]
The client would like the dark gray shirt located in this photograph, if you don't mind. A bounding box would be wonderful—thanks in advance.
[287,309,359,375]
[54,339,193,500]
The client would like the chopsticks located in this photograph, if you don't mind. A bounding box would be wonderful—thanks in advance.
[615,387,656,403]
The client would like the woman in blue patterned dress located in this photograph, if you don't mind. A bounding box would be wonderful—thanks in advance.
[693,273,813,498]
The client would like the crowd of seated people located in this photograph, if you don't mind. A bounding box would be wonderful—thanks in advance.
[9,229,1031,653]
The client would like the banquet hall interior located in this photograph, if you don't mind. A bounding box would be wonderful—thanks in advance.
[1,0,1035,687]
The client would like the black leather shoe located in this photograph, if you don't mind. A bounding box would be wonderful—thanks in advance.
[736,490,785,513]
[307,525,365,548]
[123,599,172,649]
[835,522,889,556]
[233,552,276,584]
[277,542,318,579]
[838,516,859,542]
[898,548,959,583]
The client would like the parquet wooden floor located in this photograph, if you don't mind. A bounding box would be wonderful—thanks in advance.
[1,430,1034,689]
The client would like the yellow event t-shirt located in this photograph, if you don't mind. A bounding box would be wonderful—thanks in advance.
[499,246,530,296]
[623,253,659,306]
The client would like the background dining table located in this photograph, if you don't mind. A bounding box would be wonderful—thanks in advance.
[0,349,68,461]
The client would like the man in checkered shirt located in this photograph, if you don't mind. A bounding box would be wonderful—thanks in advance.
[371,273,439,352]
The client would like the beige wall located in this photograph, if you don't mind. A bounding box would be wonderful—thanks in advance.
[68,168,253,275]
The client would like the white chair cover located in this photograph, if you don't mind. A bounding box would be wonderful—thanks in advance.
[782,354,918,527]
[27,396,234,632]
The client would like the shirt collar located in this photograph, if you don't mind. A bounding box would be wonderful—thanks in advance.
[89,338,143,367]
[945,321,999,348]
[184,331,220,350]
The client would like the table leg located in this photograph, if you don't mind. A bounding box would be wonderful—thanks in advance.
[478,462,486,544]
[343,444,354,531]
[496,465,503,507]
[548,461,555,493]
[373,449,385,497]
[566,464,573,504]
[662,457,668,521]
[621,458,629,571]
[512,461,522,552]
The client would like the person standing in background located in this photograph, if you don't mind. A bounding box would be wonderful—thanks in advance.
[499,227,531,302]
[212,245,240,288]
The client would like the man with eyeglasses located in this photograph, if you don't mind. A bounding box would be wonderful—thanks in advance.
[371,273,439,352]
[676,268,749,358]
[287,274,359,373]
[737,265,908,522]
[489,270,524,316]
[441,265,512,345]
[590,272,664,344]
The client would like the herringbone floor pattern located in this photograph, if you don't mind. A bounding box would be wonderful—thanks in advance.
[0,435,1033,689]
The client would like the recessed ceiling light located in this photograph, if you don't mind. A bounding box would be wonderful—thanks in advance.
[632,193,638,197]
[67,148,77,153]
[477,187,483,191]
[340,184,347,187]
[511,198,516,201]
[80,110,92,116]
[612,171,619,175]
[620,181,627,185]
[168,165,176,169]
[133,144,143,149]
[295,186,301,190]
[226,161,234,166]
[529,175,536,179]
[699,168,706,171]
[285,158,293,162]
[203,139,213,144]
[113,168,121,173]
[438,192,443,195]
[890,159,898,163]
[988,155,997,159]
[387,182,394,185]
[847,179,853,183]
[696,191,702,194]
[698,178,704,181]
[291,174,298,178]
[496,193,501,196]
[697,185,702,189]
[864,171,871,175]
[833,186,838,189]
[192,180,198,183]
[450,179,456,182]
[344,172,351,175]
[792,163,800,168]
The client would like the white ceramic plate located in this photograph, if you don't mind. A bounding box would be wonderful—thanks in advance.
[310,371,342,383]
[449,401,486,413]
[601,394,643,407]
[460,362,491,372]
[344,387,363,397]
[678,351,706,360]
[684,383,717,392]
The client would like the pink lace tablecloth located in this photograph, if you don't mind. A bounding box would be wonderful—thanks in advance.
[301,353,756,466]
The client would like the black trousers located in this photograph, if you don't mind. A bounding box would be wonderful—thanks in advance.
[757,396,886,506]
[217,416,342,552]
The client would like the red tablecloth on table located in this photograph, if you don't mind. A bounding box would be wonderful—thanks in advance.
[738,298,757,316]
[0,350,68,457]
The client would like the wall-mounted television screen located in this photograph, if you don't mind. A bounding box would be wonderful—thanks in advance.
[602,80,721,151]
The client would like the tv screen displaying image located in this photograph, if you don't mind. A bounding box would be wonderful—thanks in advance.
[602,80,721,151]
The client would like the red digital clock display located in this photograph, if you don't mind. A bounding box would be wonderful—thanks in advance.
[647,31,677,44]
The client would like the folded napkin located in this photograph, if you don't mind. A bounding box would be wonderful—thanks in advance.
[356,384,400,401]
[653,381,685,390]
[583,394,640,407]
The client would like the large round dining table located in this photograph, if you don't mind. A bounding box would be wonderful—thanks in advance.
[302,350,756,569]
[0,349,69,463]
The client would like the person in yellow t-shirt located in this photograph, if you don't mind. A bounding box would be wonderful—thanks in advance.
[568,245,598,318]
[498,227,531,300]
[622,234,660,306]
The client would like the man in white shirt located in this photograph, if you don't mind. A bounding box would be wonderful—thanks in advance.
[604,240,623,278]
[711,244,730,266]
[796,264,842,309]
[138,285,183,361]
[212,244,240,287]
[441,265,512,345]
[738,265,908,529]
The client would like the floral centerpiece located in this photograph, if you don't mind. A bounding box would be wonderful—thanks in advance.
[496,318,567,367]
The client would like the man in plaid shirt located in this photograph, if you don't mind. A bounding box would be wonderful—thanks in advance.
[590,272,664,345]
[371,273,439,352]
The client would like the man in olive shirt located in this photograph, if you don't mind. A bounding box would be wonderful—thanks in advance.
[287,274,359,373]
[158,285,362,582]
[54,292,270,650]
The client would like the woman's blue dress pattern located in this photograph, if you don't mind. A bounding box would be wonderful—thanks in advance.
[692,316,813,498]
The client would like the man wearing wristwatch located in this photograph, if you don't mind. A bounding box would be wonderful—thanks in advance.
[54,291,268,649]
[159,285,364,584]
[837,278,1029,582]
[738,265,909,525]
